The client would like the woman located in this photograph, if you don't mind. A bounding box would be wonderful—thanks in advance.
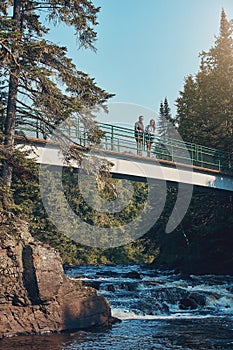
[145,119,156,156]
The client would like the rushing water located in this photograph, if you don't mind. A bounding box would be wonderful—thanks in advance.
[1,264,233,349]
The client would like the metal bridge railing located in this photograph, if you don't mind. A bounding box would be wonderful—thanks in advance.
[16,119,232,174]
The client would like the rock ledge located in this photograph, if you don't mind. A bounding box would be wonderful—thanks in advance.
[0,217,112,338]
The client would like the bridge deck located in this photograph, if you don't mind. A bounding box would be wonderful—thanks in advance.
[16,136,233,192]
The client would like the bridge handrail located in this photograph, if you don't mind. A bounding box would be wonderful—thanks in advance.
[16,118,232,174]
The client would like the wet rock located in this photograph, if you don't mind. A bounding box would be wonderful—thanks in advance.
[110,316,122,324]
[120,282,138,291]
[150,287,188,304]
[189,292,206,306]
[226,286,233,293]
[134,300,154,315]
[124,271,141,279]
[161,302,170,314]
[0,218,112,338]
[179,297,198,310]
[82,281,102,290]
[133,300,170,316]
[96,271,119,278]
[106,284,115,292]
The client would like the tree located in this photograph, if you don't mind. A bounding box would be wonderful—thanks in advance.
[163,97,175,137]
[176,9,233,152]
[175,75,201,143]
[0,0,113,194]
[157,101,166,137]
[157,97,174,138]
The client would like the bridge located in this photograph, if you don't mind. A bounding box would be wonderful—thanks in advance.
[16,120,233,192]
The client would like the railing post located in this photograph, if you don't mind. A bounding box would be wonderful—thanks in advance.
[76,118,79,139]
[171,143,174,162]
[105,136,108,150]
[199,145,203,167]
[36,119,39,139]
[111,125,114,151]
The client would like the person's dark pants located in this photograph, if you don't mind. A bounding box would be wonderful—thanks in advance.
[135,133,143,155]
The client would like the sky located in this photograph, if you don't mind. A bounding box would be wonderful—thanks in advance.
[47,0,233,127]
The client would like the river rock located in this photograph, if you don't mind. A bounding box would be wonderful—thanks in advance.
[189,292,206,306]
[0,217,112,338]
[179,297,198,310]
[124,271,142,279]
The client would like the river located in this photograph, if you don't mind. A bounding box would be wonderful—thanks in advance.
[1,264,233,349]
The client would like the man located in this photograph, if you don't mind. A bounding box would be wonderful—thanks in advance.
[134,115,144,155]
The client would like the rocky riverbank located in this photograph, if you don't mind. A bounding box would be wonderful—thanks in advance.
[0,214,112,339]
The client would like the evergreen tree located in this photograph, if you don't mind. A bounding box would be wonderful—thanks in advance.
[175,75,201,143]
[157,97,174,138]
[163,97,171,121]
[176,9,233,152]
[157,101,167,137]
[163,97,175,137]
[0,1,113,193]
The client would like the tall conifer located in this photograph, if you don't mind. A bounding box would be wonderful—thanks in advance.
[157,97,174,137]
[0,1,113,190]
[157,101,166,137]
[176,9,233,152]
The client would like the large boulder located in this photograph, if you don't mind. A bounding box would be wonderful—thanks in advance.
[0,216,112,338]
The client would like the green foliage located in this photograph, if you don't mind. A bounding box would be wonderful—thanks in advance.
[0,144,154,265]
[0,0,114,193]
[1,6,232,272]
[157,101,167,137]
[0,143,232,272]
[157,97,176,140]
[1,0,111,126]
[153,187,233,274]
[176,9,233,153]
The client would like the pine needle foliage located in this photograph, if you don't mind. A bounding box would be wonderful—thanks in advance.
[0,0,113,190]
[176,9,233,154]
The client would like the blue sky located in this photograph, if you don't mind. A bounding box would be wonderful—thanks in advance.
[47,0,233,126]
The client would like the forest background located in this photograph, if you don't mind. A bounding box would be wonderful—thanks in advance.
[0,2,233,274]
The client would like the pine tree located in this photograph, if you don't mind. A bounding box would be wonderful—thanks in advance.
[157,97,174,138]
[157,101,167,137]
[163,97,175,137]
[0,1,113,193]
[176,9,233,152]
[163,97,171,120]
[196,8,233,151]
[175,75,201,143]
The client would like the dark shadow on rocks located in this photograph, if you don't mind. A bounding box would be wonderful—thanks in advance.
[22,245,41,305]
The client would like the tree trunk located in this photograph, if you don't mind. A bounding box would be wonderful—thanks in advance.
[2,74,18,187]
[2,0,21,190]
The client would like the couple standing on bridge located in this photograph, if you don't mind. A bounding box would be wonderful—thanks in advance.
[134,115,156,157]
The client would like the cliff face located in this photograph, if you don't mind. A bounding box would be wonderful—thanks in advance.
[0,216,112,338]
